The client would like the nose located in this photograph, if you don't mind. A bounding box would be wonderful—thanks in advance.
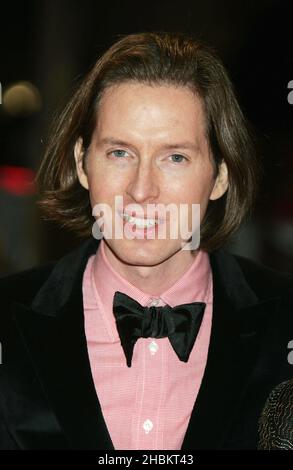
[125,159,160,204]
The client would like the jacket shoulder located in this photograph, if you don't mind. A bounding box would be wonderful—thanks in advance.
[0,262,56,307]
[232,252,293,298]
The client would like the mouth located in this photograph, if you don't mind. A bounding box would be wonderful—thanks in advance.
[120,212,159,228]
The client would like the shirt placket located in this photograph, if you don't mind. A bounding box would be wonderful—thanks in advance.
[132,297,166,449]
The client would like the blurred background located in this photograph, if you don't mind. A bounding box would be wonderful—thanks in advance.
[0,0,292,276]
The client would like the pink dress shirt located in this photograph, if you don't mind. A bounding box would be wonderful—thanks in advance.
[82,239,213,450]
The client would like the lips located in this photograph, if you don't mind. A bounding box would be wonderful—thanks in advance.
[121,213,158,228]
[117,209,167,234]
[119,209,166,224]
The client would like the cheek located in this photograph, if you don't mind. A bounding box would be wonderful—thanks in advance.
[88,185,116,207]
[175,175,215,225]
[170,161,215,199]
[86,163,125,203]
[190,168,216,203]
[174,180,214,206]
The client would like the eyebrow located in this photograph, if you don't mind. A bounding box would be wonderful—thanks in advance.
[97,137,199,152]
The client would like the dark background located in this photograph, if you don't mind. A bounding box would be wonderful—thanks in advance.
[0,0,292,275]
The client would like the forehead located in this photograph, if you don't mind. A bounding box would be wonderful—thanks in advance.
[94,82,207,144]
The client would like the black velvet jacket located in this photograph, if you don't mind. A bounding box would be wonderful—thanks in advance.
[0,238,292,450]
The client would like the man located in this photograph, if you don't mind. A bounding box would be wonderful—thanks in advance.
[0,32,292,450]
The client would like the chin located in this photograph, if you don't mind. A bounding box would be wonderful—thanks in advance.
[106,238,180,267]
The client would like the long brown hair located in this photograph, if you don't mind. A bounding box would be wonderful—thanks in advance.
[37,31,260,251]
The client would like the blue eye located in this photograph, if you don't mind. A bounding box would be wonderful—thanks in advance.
[170,154,186,163]
[112,150,128,158]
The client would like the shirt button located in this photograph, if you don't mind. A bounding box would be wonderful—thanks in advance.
[149,340,159,355]
[148,298,160,307]
[143,419,153,434]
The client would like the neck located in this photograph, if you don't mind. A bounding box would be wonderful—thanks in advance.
[102,242,198,295]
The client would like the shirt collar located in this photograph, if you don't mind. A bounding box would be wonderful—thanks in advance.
[92,239,212,307]
[85,239,212,341]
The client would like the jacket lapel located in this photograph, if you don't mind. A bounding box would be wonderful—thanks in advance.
[11,238,114,449]
[181,249,281,449]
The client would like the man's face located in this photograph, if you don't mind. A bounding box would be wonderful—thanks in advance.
[75,82,227,267]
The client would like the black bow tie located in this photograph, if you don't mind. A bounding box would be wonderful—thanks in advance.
[113,291,206,367]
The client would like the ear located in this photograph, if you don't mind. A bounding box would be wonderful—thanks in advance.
[209,160,228,201]
[74,137,89,190]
